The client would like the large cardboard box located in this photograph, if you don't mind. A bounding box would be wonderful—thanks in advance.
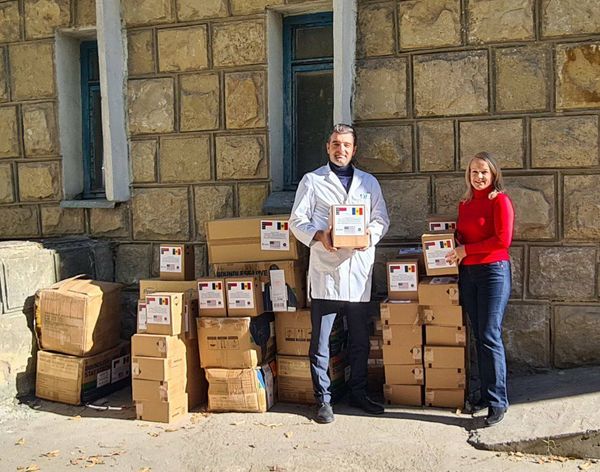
[421,233,459,276]
[384,364,424,385]
[206,216,301,264]
[38,277,122,357]
[424,346,465,369]
[225,276,264,317]
[36,342,130,405]
[145,292,185,336]
[382,324,423,347]
[418,277,459,306]
[159,244,195,281]
[197,278,227,317]
[383,385,422,406]
[425,388,464,409]
[212,260,307,311]
[206,361,276,413]
[382,344,422,365]
[380,302,420,325]
[131,333,186,358]
[131,350,186,381]
[197,313,275,369]
[329,204,369,248]
[420,305,463,327]
[386,260,419,301]
[135,393,188,423]
[425,368,466,389]
[425,325,466,346]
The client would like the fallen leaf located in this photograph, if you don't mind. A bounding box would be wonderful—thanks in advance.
[17,465,40,472]
[230,421,245,426]
[248,444,256,448]
[139,468,152,472]
[164,428,179,433]
[41,450,60,457]
[69,415,82,421]
[15,438,25,446]
[284,432,293,439]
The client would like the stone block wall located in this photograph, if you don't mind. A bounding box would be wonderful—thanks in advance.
[0,0,599,372]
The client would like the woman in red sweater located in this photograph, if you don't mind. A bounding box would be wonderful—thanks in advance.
[445,152,514,426]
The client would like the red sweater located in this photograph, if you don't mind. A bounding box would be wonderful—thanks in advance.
[456,187,514,265]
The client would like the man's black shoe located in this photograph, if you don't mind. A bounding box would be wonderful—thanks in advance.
[315,402,334,424]
[485,406,506,426]
[464,399,487,415]
[349,395,385,415]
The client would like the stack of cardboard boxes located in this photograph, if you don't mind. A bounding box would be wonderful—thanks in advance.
[132,245,207,423]
[35,277,131,405]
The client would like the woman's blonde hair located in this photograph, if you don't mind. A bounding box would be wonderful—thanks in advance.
[462,152,505,202]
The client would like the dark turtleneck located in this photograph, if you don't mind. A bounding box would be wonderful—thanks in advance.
[329,161,354,194]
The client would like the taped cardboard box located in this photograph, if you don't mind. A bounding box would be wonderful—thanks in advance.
[386,260,419,301]
[420,305,463,327]
[380,301,420,326]
[38,277,122,357]
[197,313,275,369]
[206,360,276,413]
[382,344,422,366]
[384,365,424,385]
[225,276,264,317]
[425,368,466,389]
[207,215,301,264]
[131,350,186,382]
[425,325,466,346]
[159,244,195,281]
[329,204,369,248]
[197,278,227,317]
[421,233,459,276]
[212,260,307,311]
[425,388,464,409]
[427,214,457,232]
[131,334,186,358]
[418,277,459,306]
[132,377,186,403]
[136,393,188,423]
[382,324,423,347]
[383,385,422,406]
[36,341,130,405]
[424,346,465,369]
[145,292,185,336]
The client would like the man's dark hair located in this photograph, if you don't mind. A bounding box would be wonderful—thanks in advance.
[328,123,357,146]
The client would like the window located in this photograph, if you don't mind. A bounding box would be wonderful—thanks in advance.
[80,41,105,199]
[283,13,334,189]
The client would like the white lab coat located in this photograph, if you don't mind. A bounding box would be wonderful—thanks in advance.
[289,164,390,302]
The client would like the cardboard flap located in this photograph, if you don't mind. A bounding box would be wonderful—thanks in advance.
[54,277,121,297]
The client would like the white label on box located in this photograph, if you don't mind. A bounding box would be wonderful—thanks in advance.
[146,296,171,325]
[429,221,456,231]
[97,369,110,388]
[260,220,290,251]
[137,302,147,331]
[424,238,456,269]
[269,269,288,311]
[388,263,418,292]
[227,281,254,309]
[160,246,183,273]
[198,281,225,310]
[333,206,364,236]
[430,276,459,285]
[111,354,130,383]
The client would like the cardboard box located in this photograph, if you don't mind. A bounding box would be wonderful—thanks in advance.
[329,204,369,248]
[206,361,276,413]
[275,310,345,357]
[424,346,465,369]
[132,378,186,403]
[183,334,208,409]
[197,278,227,317]
[427,215,457,232]
[425,368,466,389]
[425,325,466,346]
[225,276,264,317]
[420,305,464,327]
[36,342,130,405]
[421,233,459,276]
[197,313,275,369]
[145,292,185,336]
[212,260,307,311]
[159,244,195,281]
[387,260,419,301]
[137,300,147,334]
[206,216,301,264]
[380,302,420,325]
[383,385,422,406]
[382,324,423,347]
[131,351,186,381]
[384,364,424,385]
[135,393,188,423]
[425,388,464,409]
[38,277,122,357]
[131,334,186,358]
[382,344,422,365]
[418,277,459,306]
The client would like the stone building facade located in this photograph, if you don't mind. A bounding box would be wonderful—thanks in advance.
[0,0,599,374]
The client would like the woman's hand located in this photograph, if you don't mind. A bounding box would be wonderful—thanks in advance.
[445,245,466,265]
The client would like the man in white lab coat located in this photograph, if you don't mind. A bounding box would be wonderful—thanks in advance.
[289,123,390,423]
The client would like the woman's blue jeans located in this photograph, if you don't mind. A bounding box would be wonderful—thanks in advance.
[459,260,511,409]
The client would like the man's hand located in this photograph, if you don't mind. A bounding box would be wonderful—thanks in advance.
[313,227,337,252]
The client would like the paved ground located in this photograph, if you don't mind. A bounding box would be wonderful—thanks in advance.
[1,367,599,472]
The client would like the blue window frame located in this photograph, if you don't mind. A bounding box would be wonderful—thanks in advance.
[283,13,334,189]
[80,41,105,199]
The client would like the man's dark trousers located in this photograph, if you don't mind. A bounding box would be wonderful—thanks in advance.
[309,298,370,403]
